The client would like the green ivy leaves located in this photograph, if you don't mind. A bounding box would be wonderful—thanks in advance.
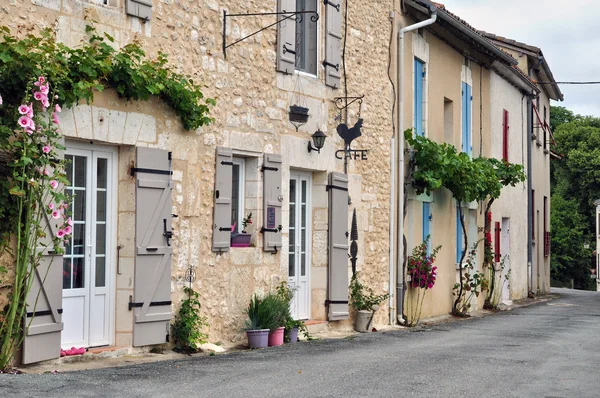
[0,25,215,131]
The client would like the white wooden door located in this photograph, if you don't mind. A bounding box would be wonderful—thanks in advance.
[288,172,312,320]
[62,147,115,348]
[501,218,512,304]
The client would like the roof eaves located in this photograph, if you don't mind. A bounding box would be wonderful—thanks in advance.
[408,0,518,66]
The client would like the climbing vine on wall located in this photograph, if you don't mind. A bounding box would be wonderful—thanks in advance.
[404,130,525,316]
[0,26,215,369]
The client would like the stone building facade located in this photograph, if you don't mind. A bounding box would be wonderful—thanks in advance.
[1,0,397,363]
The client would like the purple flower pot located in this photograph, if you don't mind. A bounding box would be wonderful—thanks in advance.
[285,327,299,343]
[246,329,270,349]
[268,327,285,347]
[231,233,251,247]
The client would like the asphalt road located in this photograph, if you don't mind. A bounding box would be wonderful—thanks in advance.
[2,288,600,398]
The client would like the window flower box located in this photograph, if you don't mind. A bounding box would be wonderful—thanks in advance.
[231,232,252,247]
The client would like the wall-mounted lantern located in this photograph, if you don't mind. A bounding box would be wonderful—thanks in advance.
[308,130,327,154]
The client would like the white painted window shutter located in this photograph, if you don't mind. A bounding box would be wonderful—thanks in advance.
[324,0,342,88]
[22,138,65,364]
[327,172,349,320]
[212,147,233,252]
[262,153,283,252]
[126,0,152,20]
[132,147,173,347]
[276,0,297,74]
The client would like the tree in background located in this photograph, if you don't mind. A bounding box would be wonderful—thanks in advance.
[550,106,598,290]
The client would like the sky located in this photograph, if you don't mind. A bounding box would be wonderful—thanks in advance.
[437,0,600,117]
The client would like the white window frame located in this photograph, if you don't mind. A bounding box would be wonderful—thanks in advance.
[231,157,246,233]
[294,0,319,78]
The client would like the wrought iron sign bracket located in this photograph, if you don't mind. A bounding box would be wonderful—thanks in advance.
[333,95,365,112]
[323,0,340,11]
[223,10,320,59]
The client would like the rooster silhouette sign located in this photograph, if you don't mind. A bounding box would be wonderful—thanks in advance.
[336,118,363,150]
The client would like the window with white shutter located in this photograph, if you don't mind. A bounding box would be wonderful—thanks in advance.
[213,147,233,252]
[324,0,341,87]
[262,153,283,252]
[327,172,349,320]
[22,139,65,364]
[126,0,152,20]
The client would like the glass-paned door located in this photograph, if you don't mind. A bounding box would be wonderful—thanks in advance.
[288,172,312,320]
[62,147,115,348]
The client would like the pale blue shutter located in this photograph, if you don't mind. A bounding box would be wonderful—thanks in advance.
[422,202,431,255]
[466,84,472,156]
[456,208,463,264]
[414,59,424,136]
[461,82,472,156]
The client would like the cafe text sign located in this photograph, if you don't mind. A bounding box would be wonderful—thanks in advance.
[335,149,369,160]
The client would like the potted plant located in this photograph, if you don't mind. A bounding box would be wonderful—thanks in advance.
[275,282,303,343]
[245,294,274,349]
[263,292,288,347]
[231,213,252,247]
[349,272,390,333]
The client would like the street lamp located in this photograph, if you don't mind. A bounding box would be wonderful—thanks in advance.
[308,130,327,154]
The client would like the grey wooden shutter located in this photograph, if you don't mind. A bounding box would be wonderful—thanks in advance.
[212,147,233,252]
[22,139,65,364]
[324,0,342,88]
[276,0,296,74]
[22,207,64,364]
[262,153,283,252]
[132,147,173,347]
[327,172,349,320]
[126,0,152,20]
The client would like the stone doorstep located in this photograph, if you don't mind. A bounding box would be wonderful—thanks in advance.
[304,320,328,334]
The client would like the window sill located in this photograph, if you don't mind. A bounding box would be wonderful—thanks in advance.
[294,69,319,80]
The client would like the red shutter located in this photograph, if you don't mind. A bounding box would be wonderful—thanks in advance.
[544,231,551,257]
[494,222,501,263]
[502,109,509,161]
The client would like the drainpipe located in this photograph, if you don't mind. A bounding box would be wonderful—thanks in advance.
[394,5,437,325]
[527,94,533,295]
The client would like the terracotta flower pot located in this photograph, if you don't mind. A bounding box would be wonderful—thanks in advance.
[246,329,270,349]
[268,327,285,346]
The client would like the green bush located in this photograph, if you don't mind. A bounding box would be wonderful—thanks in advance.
[171,287,208,354]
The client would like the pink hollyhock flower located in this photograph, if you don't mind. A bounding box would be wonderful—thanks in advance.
[44,168,50,176]
[40,85,49,94]
[48,203,54,210]
[55,104,62,113]
[18,105,30,115]
[27,103,34,118]
[52,112,60,125]
[43,145,51,154]
[64,226,72,235]
[42,99,50,108]
[25,129,33,136]
[28,119,36,130]
[67,217,73,226]
[50,180,58,189]
[18,116,31,128]
[57,229,65,238]
[33,92,45,101]
[0,94,2,105]
[52,210,60,219]
[38,76,45,83]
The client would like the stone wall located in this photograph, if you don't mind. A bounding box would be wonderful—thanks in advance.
[0,0,396,346]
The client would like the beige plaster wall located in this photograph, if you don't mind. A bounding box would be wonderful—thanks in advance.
[530,70,552,295]
[489,71,529,300]
[0,0,396,346]
[398,15,492,319]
